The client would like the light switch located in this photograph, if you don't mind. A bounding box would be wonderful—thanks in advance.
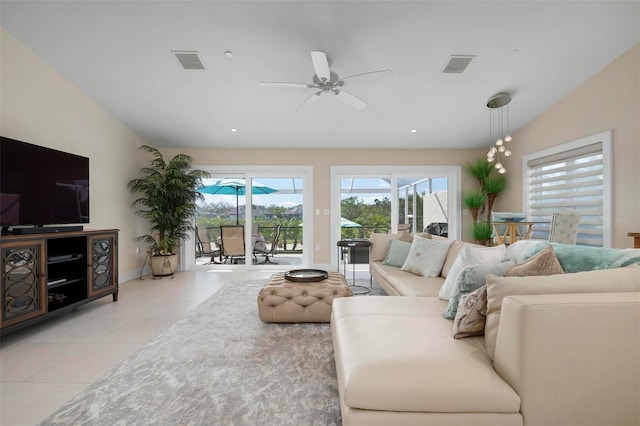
[323,209,330,215]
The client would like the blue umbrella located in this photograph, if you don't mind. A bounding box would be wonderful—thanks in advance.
[197,178,277,224]
[340,217,362,228]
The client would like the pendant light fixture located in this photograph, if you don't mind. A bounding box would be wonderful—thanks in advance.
[486,92,513,174]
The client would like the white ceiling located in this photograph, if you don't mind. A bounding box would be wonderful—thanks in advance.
[2,1,639,150]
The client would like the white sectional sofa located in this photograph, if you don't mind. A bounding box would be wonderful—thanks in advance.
[331,235,640,426]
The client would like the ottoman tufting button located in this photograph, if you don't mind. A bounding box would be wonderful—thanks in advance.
[301,291,308,296]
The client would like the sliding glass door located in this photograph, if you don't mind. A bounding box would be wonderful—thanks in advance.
[184,166,312,270]
[331,166,460,269]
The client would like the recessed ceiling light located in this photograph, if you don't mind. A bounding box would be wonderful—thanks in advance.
[410,129,417,133]
[225,51,234,58]
[230,128,238,132]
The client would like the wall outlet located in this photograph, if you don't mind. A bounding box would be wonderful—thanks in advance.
[323,209,330,215]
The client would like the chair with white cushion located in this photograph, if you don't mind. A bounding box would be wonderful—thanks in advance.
[549,212,581,244]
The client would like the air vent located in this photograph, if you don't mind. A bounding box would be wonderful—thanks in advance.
[172,51,205,70]
[442,55,475,74]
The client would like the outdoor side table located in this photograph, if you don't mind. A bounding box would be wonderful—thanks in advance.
[337,239,371,294]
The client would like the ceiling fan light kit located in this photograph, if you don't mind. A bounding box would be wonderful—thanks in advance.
[486,92,513,174]
[259,50,391,110]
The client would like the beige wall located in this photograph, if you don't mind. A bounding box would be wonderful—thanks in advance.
[499,43,640,248]
[161,148,486,263]
[4,23,636,278]
[0,28,148,280]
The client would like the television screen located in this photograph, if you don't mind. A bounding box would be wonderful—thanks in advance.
[0,137,89,228]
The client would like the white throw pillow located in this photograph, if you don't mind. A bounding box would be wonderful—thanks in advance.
[401,237,452,277]
[438,244,506,301]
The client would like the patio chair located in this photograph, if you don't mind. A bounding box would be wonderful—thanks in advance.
[549,212,581,244]
[254,224,281,264]
[196,224,220,264]
[220,225,246,264]
[387,223,412,233]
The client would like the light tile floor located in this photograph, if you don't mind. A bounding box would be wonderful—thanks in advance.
[0,269,274,426]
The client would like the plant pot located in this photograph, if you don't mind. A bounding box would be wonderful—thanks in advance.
[474,239,492,246]
[150,254,178,277]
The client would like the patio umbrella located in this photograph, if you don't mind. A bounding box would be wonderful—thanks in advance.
[197,178,277,225]
[340,217,362,228]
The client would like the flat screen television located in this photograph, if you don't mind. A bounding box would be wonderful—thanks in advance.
[0,136,89,232]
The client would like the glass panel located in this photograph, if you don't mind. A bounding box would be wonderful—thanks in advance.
[251,177,303,267]
[339,177,391,239]
[196,175,305,267]
[397,177,449,236]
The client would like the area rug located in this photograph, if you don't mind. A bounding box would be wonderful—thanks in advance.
[41,277,386,425]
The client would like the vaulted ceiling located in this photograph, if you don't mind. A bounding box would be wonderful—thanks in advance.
[2,1,638,150]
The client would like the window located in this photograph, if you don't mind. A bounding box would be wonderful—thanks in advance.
[523,131,612,247]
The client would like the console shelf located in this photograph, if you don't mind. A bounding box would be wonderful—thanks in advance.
[0,229,118,335]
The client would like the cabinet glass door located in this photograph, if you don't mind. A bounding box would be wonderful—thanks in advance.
[89,236,115,296]
[1,243,45,326]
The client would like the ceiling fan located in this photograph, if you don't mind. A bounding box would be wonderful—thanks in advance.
[259,51,392,110]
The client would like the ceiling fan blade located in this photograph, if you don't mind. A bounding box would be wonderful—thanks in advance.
[310,51,331,82]
[297,91,321,111]
[341,69,393,82]
[258,82,312,88]
[335,90,367,109]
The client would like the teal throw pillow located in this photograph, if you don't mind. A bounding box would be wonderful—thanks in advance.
[443,259,515,320]
[382,239,412,267]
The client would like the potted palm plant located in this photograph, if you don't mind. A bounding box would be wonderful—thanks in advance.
[463,159,507,245]
[128,145,210,277]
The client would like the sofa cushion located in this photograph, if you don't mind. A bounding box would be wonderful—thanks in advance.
[453,285,488,339]
[484,264,640,360]
[386,273,444,297]
[505,245,564,277]
[331,297,521,414]
[401,237,452,276]
[439,244,507,301]
[382,239,412,267]
[370,232,402,262]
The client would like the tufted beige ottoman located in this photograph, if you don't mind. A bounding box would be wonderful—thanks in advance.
[257,272,353,322]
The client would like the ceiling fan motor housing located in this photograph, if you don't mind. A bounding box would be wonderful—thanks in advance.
[312,71,343,91]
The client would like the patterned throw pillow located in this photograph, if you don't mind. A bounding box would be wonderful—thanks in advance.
[453,285,488,339]
[401,237,452,277]
[505,245,564,277]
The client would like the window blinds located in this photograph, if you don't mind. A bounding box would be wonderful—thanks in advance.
[526,142,604,246]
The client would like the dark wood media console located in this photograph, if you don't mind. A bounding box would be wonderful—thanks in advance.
[0,229,118,335]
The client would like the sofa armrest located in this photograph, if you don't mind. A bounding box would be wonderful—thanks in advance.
[493,292,640,426]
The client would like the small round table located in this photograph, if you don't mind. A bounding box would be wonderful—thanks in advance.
[337,239,371,294]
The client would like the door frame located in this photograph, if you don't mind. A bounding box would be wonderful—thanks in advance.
[330,165,461,270]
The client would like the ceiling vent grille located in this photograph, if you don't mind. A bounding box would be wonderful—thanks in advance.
[172,51,205,70]
[442,55,475,74]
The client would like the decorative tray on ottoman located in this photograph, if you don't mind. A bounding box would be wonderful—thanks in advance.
[284,269,329,283]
